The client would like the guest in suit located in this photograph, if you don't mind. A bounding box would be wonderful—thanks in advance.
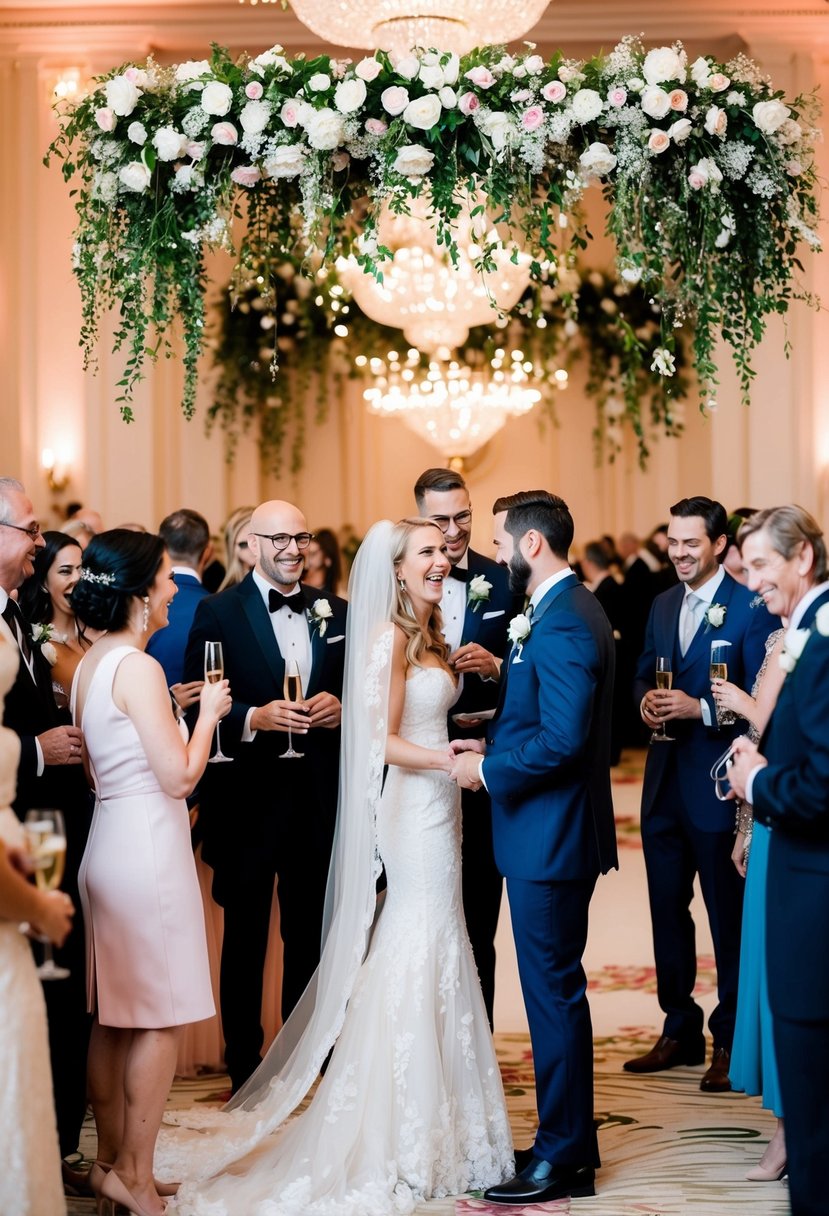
[452,490,617,1204]
[147,509,211,707]
[625,496,778,1092]
[582,540,628,765]
[183,500,347,1093]
[0,476,93,1193]
[729,505,829,1216]
[414,466,518,1027]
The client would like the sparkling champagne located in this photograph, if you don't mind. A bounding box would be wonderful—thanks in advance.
[34,837,67,892]
[205,668,223,684]
[710,662,728,681]
[655,669,673,690]
[284,673,302,702]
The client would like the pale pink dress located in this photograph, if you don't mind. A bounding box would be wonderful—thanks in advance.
[75,646,214,1028]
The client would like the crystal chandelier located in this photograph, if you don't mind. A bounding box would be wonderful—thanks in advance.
[337,198,532,354]
[360,346,561,460]
[287,0,550,57]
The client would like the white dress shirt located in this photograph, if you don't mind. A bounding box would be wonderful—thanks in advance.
[243,571,312,741]
[441,554,468,655]
[680,568,725,726]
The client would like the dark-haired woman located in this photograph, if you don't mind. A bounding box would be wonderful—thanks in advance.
[71,530,231,1216]
[18,530,94,708]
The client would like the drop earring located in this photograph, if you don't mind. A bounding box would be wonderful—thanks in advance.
[397,577,406,591]
[142,596,150,633]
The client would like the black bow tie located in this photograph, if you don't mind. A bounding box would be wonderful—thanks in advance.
[448,566,471,584]
[268,588,306,616]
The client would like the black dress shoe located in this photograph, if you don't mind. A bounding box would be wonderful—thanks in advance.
[484,1159,595,1205]
[700,1047,732,1092]
[61,1161,95,1199]
[513,1146,535,1172]
[623,1034,706,1073]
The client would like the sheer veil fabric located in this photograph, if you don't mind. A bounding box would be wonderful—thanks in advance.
[155,521,398,1181]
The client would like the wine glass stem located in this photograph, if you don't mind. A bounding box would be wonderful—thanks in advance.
[287,722,292,752]
[215,720,222,756]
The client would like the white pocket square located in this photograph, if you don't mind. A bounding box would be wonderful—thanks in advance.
[326,634,345,644]
[482,610,505,619]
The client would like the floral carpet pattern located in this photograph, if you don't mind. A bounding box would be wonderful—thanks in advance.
[67,753,788,1215]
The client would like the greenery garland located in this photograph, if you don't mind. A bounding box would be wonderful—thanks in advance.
[46,36,820,429]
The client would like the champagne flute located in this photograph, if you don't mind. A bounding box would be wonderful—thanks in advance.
[23,809,70,980]
[205,641,232,763]
[709,640,731,683]
[280,659,304,759]
[651,656,675,743]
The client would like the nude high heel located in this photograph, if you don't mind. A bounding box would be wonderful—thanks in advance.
[745,1160,788,1182]
[100,1169,168,1216]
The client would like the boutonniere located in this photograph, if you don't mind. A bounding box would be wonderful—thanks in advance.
[779,626,811,673]
[467,574,492,613]
[704,603,727,630]
[308,598,333,638]
[507,612,532,663]
[31,623,58,667]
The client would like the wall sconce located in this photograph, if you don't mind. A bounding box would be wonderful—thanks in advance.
[41,448,70,493]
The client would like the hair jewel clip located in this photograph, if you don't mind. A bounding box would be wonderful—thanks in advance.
[80,568,116,586]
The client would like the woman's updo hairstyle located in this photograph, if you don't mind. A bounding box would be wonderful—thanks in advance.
[71,529,165,633]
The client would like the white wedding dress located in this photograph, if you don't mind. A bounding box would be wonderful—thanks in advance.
[168,665,512,1216]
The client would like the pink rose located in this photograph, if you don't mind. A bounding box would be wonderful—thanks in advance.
[607,86,627,108]
[380,86,409,116]
[186,141,205,160]
[231,165,261,187]
[281,100,303,128]
[511,89,532,103]
[246,81,264,100]
[458,91,480,115]
[521,106,544,132]
[464,65,495,89]
[365,117,388,135]
[669,89,688,111]
[124,67,141,83]
[95,106,116,132]
[688,169,707,190]
[211,121,238,146]
[648,129,670,154]
[709,73,730,92]
[355,56,383,82]
[542,80,567,104]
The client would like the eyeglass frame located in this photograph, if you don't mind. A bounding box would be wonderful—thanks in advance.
[251,531,315,552]
[428,510,473,533]
[0,520,42,540]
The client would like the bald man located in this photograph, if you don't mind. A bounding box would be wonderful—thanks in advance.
[183,500,348,1092]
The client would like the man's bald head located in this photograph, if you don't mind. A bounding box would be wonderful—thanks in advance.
[248,500,309,590]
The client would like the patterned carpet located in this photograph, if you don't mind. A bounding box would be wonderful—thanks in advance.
[66,751,790,1215]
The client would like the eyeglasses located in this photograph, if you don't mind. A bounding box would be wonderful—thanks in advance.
[430,511,472,533]
[0,520,41,540]
[252,532,315,552]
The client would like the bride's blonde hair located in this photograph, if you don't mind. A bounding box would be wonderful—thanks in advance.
[391,518,451,670]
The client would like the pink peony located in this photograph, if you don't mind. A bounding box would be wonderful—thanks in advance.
[211,121,238,145]
[458,91,480,115]
[95,107,116,132]
[231,165,261,187]
[365,117,388,135]
[245,81,264,100]
[521,106,544,132]
[464,65,496,89]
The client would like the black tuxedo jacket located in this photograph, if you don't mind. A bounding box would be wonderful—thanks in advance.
[183,574,348,861]
[449,549,520,728]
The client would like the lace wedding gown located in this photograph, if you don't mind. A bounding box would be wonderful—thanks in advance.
[168,665,513,1216]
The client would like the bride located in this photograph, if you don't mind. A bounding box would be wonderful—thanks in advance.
[161,518,513,1215]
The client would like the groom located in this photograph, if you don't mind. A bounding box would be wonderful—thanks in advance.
[451,490,617,1204]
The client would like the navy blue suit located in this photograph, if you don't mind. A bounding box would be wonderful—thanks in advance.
[484,573,616,1166]
[634,572,778,1050]
[146,570,208,686]
[448,549,520,1027]
[183,574,347,1089]
[752,587,829,1216]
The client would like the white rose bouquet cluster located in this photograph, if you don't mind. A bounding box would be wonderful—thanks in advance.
[47,36,820,427]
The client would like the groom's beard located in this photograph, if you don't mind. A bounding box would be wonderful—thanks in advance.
[507,551,531,595]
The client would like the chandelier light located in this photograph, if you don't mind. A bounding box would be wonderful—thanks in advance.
[337,199,532,354]
[287,0,550,57]
[359,346,566,461]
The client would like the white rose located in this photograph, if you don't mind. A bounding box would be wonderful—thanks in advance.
[442,53,460,85]
[621,265,643,284]
[239,99,272,135]
[815,603,829,636]
[105,75,141,117]
[706,604,726,627]
[482,111,513,150]
[419,63,444,90]
[175,59,210,83]
[392,143,435,177]
[688,161,710,190]
[507,613,532,645]
[313,597,333,619]
[642,47,686,86]
[395,55,420,81]
[211,121,238,145]
[355,56,382,82]
[334,77,367,114]
[174,164,196,189]
[381,86,410,115]
[402,93,442,130]
[119,161,152,192]
[201,81,234,116]
[438,86,457,109]
[524,54,544,75]
[784,626,811,661]
[264,145,307,178]
[570,88,604,122]
[641,86,671,120]
[752,99,791,134]
[705,105,727,137]
[304,107,344,150]
[668,117,693,143]
[690,56,712,88]
[578,141,617,177]
[252,47,292,73]
[308,73,331,92]
[152,127,188,161]
[127,120,147,144]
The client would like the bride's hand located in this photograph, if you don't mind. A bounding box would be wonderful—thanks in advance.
[449,738,485,755]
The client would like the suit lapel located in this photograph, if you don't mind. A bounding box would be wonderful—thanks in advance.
[459,551,481,646]
[494,572,578,718]
[303,586,324,698]
[676,573,735,674]
[240,576,285,691]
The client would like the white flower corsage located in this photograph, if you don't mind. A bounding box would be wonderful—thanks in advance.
[779,625,811,673]
[467,574,492,612]
[704,603,727,630]
[31,623,58,667]
[308,598,333,637]
[815,602,829,637]
[507,612,532,662]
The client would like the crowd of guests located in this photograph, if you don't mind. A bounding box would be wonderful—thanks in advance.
[0,473,827,1216]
